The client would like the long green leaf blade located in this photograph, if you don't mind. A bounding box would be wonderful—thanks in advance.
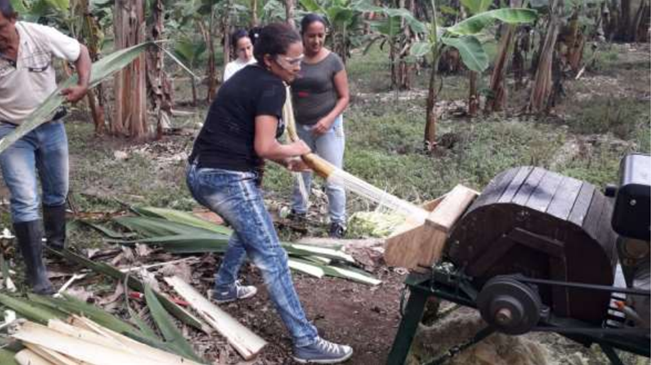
[131,207,232,234]
[53,248,207,332]
[441,36,489,72]
[28,293,148,340]
[144,284,205,363]
[0,293,65,324]
[447,8,537,35]
[0,349,18,365]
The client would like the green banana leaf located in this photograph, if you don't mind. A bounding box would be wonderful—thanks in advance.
[9,0,29,13]
[104,209,380,285]
[144,284,205,363]
[124,276,159,341]
[460,0,493,15]
[114,216,218,237]
[447,8,538,36]
[131,206,232,235]
[441,36,490,72]
[52,248,208,332]
[0,349,17,365]
[107,234,230,253]
[28,293,149,340]
[80,220,136,239]
[0,293,65,324]
[0,42,153,155]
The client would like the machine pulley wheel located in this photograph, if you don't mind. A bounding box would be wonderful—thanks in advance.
[477,276,542,335]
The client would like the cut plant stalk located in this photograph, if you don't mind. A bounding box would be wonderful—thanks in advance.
[282,86,428,222]
[164,276,267,360]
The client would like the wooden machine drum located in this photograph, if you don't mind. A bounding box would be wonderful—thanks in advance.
[448,166,618,324]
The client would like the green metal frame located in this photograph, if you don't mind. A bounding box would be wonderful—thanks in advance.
[386,267,650,365]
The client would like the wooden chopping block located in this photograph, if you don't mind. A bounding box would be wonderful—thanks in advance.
[384,184,479,271]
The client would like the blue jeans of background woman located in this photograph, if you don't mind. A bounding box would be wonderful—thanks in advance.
[291,115,346,225]
[186,164,318,347]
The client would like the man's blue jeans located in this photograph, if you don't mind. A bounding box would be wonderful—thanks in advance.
[0,121,69,223]
[291,115,346,224]
[186,164,318,347]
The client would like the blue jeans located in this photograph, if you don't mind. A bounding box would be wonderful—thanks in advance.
[0,121,69,223]
[186,164,318,347]
[292,115,346,224]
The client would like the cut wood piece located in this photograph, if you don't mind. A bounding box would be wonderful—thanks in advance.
[164,276,267,360]
[24,343,83,365]
[13,322,196,365]
[426,185,480,232]
[384,185,478,270]
[15,349,53,365]
[62,317,201,365]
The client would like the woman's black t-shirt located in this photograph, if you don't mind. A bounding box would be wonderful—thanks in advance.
[189,65,286,171]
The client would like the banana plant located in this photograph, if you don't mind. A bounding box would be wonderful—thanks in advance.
[407,3,538,150]
[362,5,427,89]
[298,0,371,63]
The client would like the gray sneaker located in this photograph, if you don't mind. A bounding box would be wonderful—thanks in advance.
[212,280,257,303]
[293,337,353,364]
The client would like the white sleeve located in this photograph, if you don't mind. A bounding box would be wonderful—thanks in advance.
[31,23,81,62]
[223,62,235,82]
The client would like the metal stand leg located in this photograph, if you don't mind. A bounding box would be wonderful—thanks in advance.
[387,288,429,365]
[600,343,625,365]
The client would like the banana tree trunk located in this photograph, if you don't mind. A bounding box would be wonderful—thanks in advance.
[222,0,232,68]
[486,26,515,112]
[631,0,650,42]
[566,21,585,73]
[468,71,479,116]
[114,0,148,140]
[285,0,295,27]
[485,0,522,113]
[80,0,106,136]
[397,0,414,90]
[146,0,172,140]
[251,0,259,27]
[424,59,438,150]
[528,0,562,114]
[617,0,632,40]
[198,19,217,102]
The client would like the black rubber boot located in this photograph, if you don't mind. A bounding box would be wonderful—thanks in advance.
[43,204,67,250]
[13,220,55,295]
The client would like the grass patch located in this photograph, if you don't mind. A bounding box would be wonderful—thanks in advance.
[565,97,650,139]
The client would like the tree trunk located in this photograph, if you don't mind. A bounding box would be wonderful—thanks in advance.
[146,0,172,140]
[485,26,514,112]
[80,0,106,136]
[486,0,521,113]
[285,0,295,28]
[468,71,479,116]
[424,59,438,150]
[631,0,650,42]
[397,0,415,90]
[198,19,217,102]
[222,0,232,68]
[617,0,632,40]
[528,0,562,114]
[251,0,259,27]
[512,32,526,90]
[113,0,148,140]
